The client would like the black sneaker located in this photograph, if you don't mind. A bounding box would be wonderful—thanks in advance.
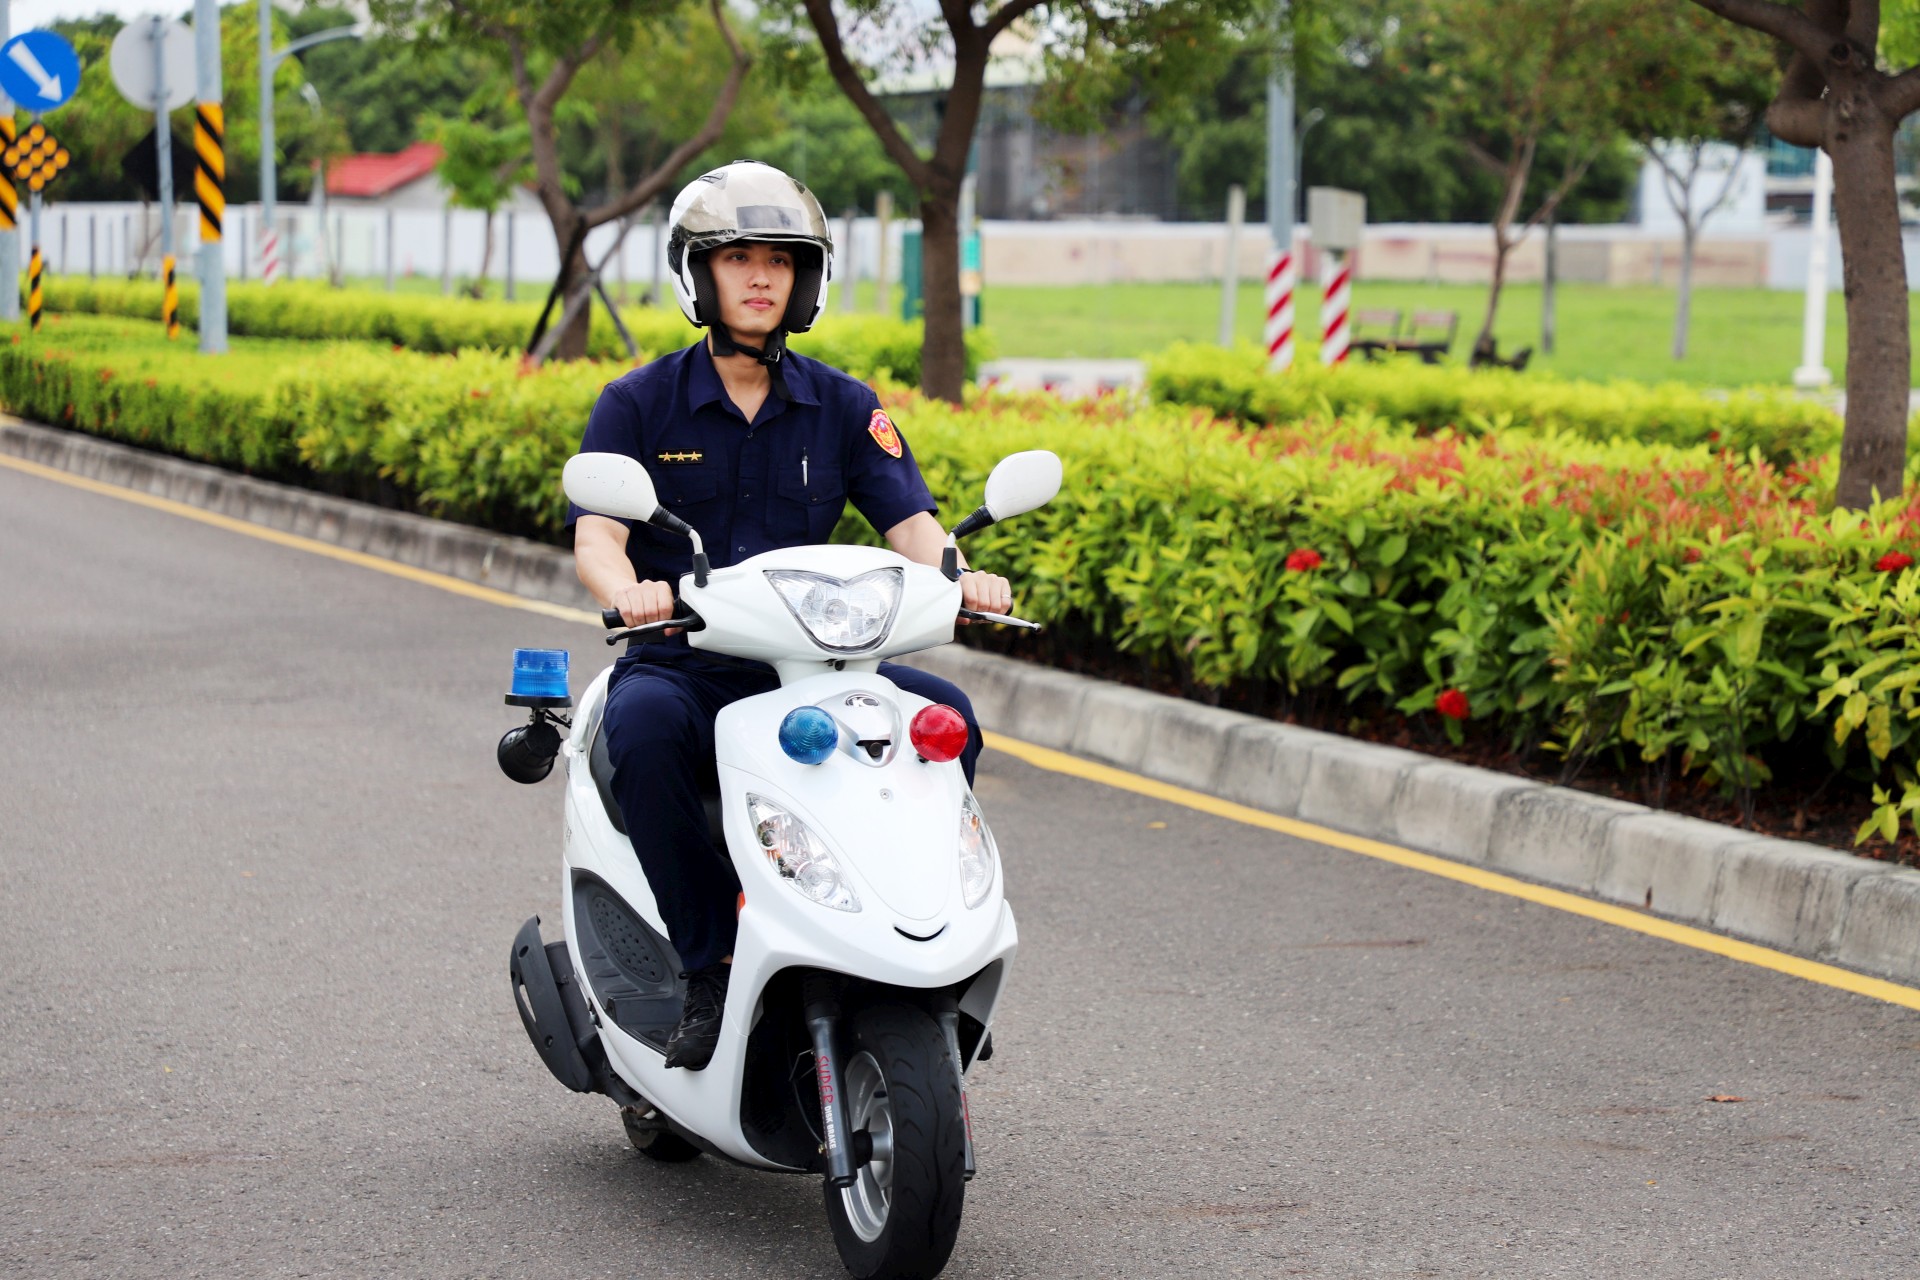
[663,963,730,1070]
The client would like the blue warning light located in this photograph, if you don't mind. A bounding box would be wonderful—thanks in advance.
[779,706,839,765]
[510,648,570,700]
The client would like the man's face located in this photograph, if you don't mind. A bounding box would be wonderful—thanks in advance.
[708,241,795,340]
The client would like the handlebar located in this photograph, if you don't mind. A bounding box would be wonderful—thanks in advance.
[959,608,1043,631]
[603,599,705,645]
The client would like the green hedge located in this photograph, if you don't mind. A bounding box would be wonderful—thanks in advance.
[7,314,1915,846]
[1146,342,1843,464]
[44,277,990,382]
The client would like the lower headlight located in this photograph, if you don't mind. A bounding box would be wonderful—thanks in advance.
[958,794,998,908]
[748,795,860,912]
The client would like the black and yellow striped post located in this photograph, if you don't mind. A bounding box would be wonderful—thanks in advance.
[194,102,223,244]
[162,255,179,340]
[0,115,15,325]
[27,245,40,331]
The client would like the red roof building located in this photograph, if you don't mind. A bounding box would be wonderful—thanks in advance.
[325,141,445,204]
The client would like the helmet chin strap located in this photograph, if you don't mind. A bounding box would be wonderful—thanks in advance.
[708,323,793,402]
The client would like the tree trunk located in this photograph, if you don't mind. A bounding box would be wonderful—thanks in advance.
[1473,230,1513,362]
[553,235,594,360]
[918,191,966,403]
[1672,219,1696,361]
[472,209,496,300]
[1830,109,1909,508]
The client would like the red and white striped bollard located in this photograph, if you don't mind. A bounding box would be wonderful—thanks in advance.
[1320,252,1352,365]
[1264,246,1296,371]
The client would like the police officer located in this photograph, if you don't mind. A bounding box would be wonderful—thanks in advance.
[567,161,1013,1071]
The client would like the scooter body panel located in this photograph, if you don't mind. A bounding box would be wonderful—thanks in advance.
[552,662,1017,1171]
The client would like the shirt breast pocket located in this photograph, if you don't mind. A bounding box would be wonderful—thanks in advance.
[772,462,846,544]
[654,465,719,511]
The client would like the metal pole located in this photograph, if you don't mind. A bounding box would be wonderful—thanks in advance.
[1219,183,1245,346]
[0,0,17,322]
[258,0,274,283]
[88,213,95,277]
[153,16,174,263]
[875,190,893,319]
[841,207,857,312]
[195,0,227,352]
[1794,148,1834,390]
[1264,2,1297,371]
[505,210,515,301]
[59,211,66,273]
[385,207,395,290]
[649,203,662,306]
[440,205,452,295]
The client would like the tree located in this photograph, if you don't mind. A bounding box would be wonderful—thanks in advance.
[1418,0,1666,364]
[787,0,1274,403]
[1687,0,1919,510]
[427,103,533,296]
[372,0,752,358]
[1627,13,1774,361]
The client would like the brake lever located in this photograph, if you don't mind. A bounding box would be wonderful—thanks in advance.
[958,608,1043,632]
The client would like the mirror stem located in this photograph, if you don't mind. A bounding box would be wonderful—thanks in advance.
[689,530,709,588]
[941,534,962,582]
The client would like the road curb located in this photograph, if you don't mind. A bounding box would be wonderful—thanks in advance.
[0,417,600,614]
[9,418,1917,988]
[902,645,1920,988]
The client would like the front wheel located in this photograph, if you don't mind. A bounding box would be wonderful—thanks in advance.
[824,1002,967,1280]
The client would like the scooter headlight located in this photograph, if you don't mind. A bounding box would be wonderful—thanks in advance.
[958,793,998,909]
[748,795,861,912]
[765,568,904,653]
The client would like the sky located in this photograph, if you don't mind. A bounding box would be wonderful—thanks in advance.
[6,2,192,28]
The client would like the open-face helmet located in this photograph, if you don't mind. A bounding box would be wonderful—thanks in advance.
[666,161,834,334]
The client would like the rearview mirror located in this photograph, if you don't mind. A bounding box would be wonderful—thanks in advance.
[983,450,1063,522]
[562,452,658,524]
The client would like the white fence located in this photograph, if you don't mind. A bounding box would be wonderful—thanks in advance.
[24,202,923,297]
[19,203,1907,294]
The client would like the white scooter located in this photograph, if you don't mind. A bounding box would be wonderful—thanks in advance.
[500,448,1061,1279]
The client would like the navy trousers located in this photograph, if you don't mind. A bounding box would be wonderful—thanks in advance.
[601,650,982,972]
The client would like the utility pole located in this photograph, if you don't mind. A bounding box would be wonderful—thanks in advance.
[194,0,227,353]
[258,12,363,285]
[1794,149,1834,391]
[0,0,17,322]
[258,0,275,282]
[1264,3,1296,372]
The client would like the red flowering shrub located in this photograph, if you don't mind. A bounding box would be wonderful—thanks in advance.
[1875,551,1913,573]
[1435,689,1471,720]
[1284,548,1323,572]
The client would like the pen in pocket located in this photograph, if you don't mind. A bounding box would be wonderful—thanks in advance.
[802,448,809,487]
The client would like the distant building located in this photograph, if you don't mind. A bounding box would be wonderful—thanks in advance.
[324,141,543,213]
[875,30,1182,221]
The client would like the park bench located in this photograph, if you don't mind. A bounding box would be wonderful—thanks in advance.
[1348,308,1403,361]
[1351,308,1459,364]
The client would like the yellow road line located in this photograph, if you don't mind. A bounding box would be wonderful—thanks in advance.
[9,447,1918,1012]
[985,732,1920,1013]
[0,451,600,627]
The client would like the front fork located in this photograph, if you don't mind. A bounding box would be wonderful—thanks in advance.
[805,978,978,1187]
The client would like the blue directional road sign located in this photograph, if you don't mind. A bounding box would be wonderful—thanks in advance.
[0,31,81,113]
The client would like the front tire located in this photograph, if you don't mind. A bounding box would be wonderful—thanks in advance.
[823,1002,966,1280]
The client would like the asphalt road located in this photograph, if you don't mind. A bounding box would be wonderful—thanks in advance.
[4,460,1919,1280]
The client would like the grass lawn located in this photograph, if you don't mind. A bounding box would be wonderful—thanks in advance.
[291,271,1889,390]
[976,280,1894,389]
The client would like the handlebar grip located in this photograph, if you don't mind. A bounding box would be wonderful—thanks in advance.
[602,607,624,629]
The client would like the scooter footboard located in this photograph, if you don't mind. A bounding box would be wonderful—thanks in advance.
[510,916,599,1094]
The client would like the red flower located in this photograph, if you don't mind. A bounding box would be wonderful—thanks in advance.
[1682,547,1702,564]
[1876,551,1914,573]
[1285,548,1323,572]
[1435,689,1471,720]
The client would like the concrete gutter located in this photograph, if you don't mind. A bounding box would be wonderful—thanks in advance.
[9,417,1918,987]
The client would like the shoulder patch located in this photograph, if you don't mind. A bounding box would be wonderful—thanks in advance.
[867,409,903,459]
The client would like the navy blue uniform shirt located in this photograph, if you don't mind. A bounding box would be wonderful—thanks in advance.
[564,341,937,628]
